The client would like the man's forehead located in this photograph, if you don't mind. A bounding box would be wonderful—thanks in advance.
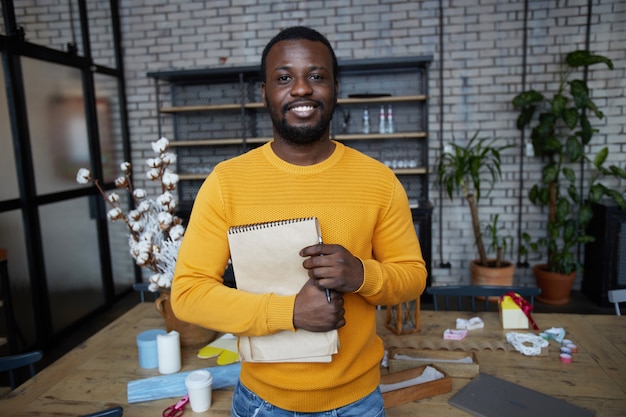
[267,39,332,64]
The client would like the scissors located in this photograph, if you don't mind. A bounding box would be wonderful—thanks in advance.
[163,394,189,417]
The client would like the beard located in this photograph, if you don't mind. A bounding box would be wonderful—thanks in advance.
[266,98,336,145]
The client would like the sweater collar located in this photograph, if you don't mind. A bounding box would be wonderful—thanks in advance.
[262,140,345,174]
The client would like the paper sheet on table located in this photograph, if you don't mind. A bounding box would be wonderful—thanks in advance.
[379,365,445,393]
[127,362,241,403]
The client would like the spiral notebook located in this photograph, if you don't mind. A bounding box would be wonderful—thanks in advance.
[227,217,339,363]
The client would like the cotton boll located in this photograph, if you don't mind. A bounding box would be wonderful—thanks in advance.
[152,137,170,153]
[107,208,123,221]
[76,168,91,184]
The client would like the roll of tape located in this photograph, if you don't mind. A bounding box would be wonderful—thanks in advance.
[565,343,578,353]
[559,353,572,363]
[560,346,572,355]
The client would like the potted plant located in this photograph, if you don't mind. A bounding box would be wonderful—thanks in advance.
[513,50,626,305]
[436,131,515,287]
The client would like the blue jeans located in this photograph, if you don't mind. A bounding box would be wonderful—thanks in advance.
[231,380,386,417]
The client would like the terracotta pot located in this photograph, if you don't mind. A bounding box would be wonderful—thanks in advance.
[155,290,218,348]
[533,264,576,305]
[471,259,515,302]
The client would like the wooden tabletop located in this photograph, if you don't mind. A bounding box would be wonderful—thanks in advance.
[1,303,625,416]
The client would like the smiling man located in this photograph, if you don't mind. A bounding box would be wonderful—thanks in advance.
[172,26,427,417]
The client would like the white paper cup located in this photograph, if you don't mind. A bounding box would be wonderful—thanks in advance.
[185,370,213,412]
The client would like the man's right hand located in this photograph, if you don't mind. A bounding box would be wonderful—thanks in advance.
[293,279,345,332]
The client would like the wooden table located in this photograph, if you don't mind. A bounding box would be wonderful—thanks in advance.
[1,304,625,416]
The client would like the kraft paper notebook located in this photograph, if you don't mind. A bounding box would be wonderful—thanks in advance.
[227,217,339,363]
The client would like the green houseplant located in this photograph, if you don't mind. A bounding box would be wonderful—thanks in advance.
[436,132,515,286]
[513,50,626,304]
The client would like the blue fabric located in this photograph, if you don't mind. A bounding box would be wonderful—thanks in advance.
[127,362,241,403]
[231,381,386,417]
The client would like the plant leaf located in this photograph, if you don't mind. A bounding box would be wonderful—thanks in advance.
[566,50,614,70]
[552,94,567,116]
[579,113,593,145]
[608,165,626,179]
[592,147,608,168]
[562,167,575,183]
[565,135,583,162]
[512,90,543,108]
[562,108,578,129]
[588,183,605,203]
[542,162,558,184]
[517,106,536,129]
[570,80,589,109]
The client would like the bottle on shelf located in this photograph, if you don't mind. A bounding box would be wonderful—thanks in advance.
[379,105,386,134]
[386,105,394,134]
[362,107,370,134]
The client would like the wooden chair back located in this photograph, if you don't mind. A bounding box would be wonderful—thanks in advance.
[0,350,43,390]
[426,285,541,312]
[608,289,626,316]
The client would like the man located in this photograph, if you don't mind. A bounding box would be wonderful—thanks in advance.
[172,26,427,416]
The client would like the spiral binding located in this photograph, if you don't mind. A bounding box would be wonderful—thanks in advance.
[228,217,316,234]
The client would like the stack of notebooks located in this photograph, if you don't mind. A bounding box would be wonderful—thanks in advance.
[227,217,339,362]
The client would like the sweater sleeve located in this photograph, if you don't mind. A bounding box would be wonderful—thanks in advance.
[170,171,296,336]
[356,177,427,306]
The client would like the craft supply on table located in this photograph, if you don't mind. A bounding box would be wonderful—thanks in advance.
[197,333,239,364]
[388,348,479,378]
[456,317,484,330]
[380,365,451,408]
[562,339,578,353]
[127,362,241,403]
[499,292,537,330]
[505,332,549,356]
[540,327,565,343]
[137,329,167,369]
[157,330,182,374]
[163,394,188,416]
[443,329,468,340]
[185,370,213,412]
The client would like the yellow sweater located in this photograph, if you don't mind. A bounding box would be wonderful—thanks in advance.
[172,141,426,412]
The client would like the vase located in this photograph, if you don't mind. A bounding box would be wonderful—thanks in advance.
[533,264,576,305]
[470,259,516,302]
[155,290,218,348]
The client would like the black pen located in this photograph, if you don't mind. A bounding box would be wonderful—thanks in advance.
[318,235,331,303]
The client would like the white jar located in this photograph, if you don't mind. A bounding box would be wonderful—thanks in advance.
[185,370,213,412]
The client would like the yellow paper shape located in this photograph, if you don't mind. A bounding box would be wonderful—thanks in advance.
[217,349,240,365]
[197,333,240,364]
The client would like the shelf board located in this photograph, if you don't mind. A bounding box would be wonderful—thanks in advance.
[169,137,272,146]
[159,95,426,113]
[393,167,430,175]
[169,132,425,147]
[179,173,210,181]
[335,132,426,140]
[337,94,427,105]
[160,102,265,113]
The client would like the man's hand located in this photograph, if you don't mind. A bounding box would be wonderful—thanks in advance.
[300,243,364,293]
[293,279,345,332]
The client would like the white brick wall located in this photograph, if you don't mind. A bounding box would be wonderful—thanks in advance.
[118,0,626,288]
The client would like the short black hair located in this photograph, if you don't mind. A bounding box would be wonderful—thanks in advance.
[260,26,338,82]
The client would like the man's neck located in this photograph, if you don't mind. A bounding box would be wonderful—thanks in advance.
[270,137,336,166]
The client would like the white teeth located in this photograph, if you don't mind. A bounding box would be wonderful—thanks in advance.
[291,106,314,112]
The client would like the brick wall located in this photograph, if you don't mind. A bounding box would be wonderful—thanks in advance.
[119,0,625,288]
